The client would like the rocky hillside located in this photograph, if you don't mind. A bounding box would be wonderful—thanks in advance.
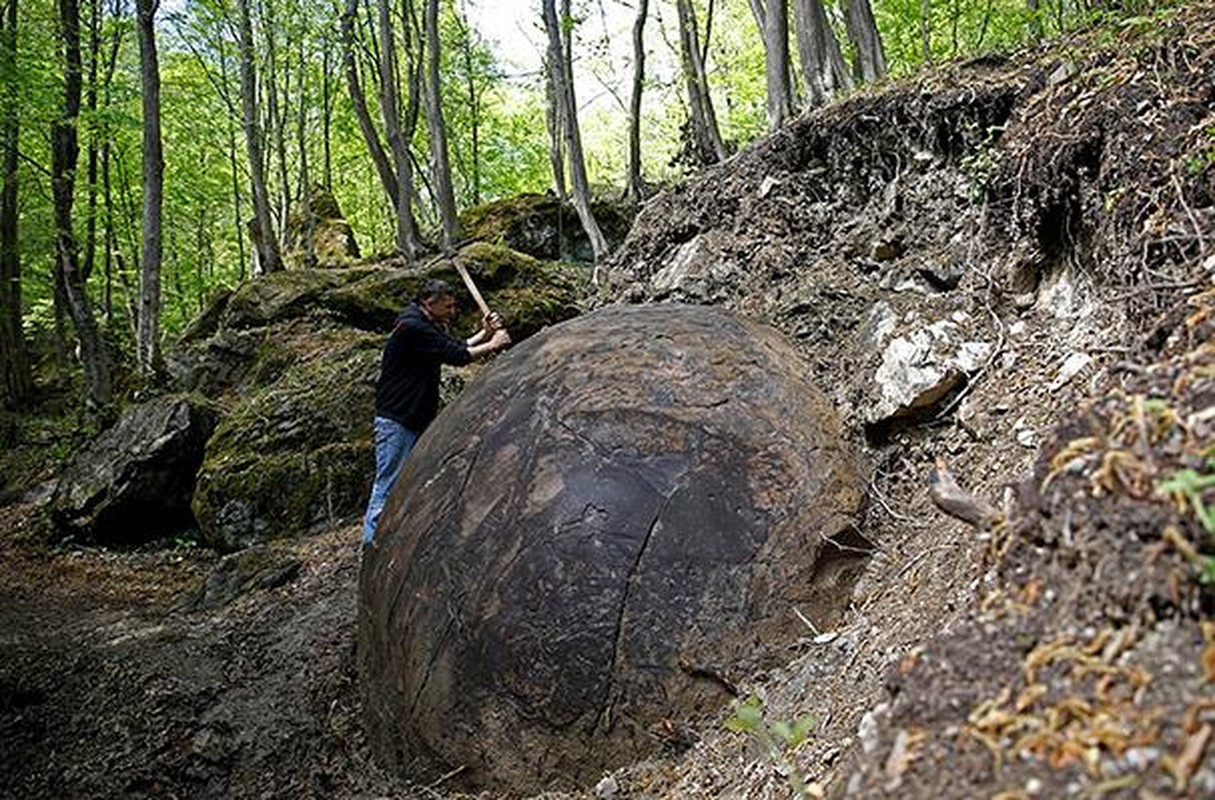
[1,5,1212,799]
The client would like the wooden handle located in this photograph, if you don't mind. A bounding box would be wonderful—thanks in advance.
[453,260,491,318]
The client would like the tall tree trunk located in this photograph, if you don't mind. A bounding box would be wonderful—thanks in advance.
[321,31,332,189]
[842,0,886,82]
[543,55,566,202]
[542,0,609,270]
[792,0,850,108]
[377,0,417,261]
[53,0,111,409]
[264,0,290,237]
[455,3,480,206]
[626,0,647,204]
[675,0,727,164]
[340,0,398,209]
[759,0,792,129]
[219,49,248,281]
[0,0,30,409]
[424,0,459,253]
[82,0,98,283]
[135,0,163,376]
[234,0,281,273]
[295,34,316,268]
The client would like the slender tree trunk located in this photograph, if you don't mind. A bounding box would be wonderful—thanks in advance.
[424,0,459,252]
[98,0,120,315]
[455,3,480,206]
[842,0,886,82]
[759,0,792,129]
[101,140,114,316]
[234,0,281,273]
[377,0,417,261]
[264,0,290,237]
[0,0,30,409]
[82,0,98,283]
[625,0,647,204]
[321,32,332,189]
[675,0,727,164]
[295,34,316,268]
[543,55,566,202]
[542,0,609,270]
[792,0,850,108]
[53,0,111,409]
[340,0,398,209]
[135,0,162,376]
[219,49,248,281]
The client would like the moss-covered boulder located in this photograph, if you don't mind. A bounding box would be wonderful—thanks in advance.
[282,185,361,269]
[460,193,634,262]
[191,323,382,551]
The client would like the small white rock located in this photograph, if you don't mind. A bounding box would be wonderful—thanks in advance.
[594,775,619,799]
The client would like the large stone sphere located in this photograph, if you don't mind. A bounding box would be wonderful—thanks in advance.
[358,304,866,793]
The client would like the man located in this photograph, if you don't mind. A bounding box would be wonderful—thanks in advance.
[362,279,511,544]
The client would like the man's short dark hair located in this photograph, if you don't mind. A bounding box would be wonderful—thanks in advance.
[419,279,455,303]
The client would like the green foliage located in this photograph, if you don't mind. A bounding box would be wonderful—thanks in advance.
[1157,461,1215,536]
[725,694,816,798]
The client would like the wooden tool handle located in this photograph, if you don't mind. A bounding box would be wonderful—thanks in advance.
[454,260,492,318]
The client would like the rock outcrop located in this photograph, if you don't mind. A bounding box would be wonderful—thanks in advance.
[51,395,219,543]
[358,303,868,793]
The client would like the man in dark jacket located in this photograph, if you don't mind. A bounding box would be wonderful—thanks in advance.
[362,279,510,543]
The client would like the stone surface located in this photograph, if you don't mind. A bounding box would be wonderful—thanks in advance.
[51,395,219,543]
[184,545,302,611]
[358,303,868,793]
[459,192,634,262]
[867,314,992,426]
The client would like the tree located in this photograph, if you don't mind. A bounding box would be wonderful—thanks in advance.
[424,0,459,252]
[793,0,850,108]
[626,0,647,204]
[842,0,886,82]
[756,0,793,129]
[0,0,30,409]
[339,0,397,210]
[135,0,163,376]
[376,0,419,261]
[53,0,112,409]
[234,0,282,273]
[675,0,727,164]
[541,0,609,268]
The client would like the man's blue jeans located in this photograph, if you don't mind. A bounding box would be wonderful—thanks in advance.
[362,417,420,544]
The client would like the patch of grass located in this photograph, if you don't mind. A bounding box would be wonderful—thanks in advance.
[1157,461,1215,536]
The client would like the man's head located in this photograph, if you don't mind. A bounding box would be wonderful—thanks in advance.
[418,279,458,324]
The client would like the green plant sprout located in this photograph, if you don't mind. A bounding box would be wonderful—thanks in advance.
[1157,461,1215,536]
[725,694,817,798]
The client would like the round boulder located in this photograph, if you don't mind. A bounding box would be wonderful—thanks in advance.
[358,304,867,793]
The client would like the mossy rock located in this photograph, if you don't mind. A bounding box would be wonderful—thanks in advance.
[193,442,372,551]
[220,268,360,330]
[192,327,382,550]
[459,193,634,262]
[323,244,588,336]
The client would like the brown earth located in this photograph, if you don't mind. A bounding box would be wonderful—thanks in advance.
[2,5,1213,800]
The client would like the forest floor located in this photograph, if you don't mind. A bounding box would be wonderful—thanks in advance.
[3,4,1214,799]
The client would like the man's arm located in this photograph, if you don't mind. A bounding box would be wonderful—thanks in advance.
[467,328,511,360]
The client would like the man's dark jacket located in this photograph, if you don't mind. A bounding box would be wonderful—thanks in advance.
[374,303,472,432]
